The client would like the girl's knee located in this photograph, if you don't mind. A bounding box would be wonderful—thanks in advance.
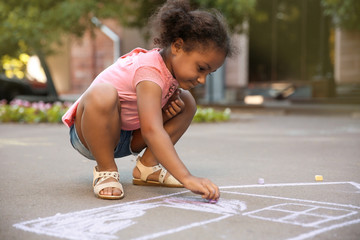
[84,83,119,112]
[180,90,197,116]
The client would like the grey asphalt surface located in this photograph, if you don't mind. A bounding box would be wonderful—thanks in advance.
[1,105,360,240]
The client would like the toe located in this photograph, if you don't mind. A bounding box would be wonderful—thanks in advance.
[101,187,109,196]
[105,187,115,196]
[112,187,122,196]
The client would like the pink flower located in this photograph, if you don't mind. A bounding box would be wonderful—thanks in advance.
[31,102,40,110]
[10,99,21,106]
[0,99,7,106]
[44,103,52,110]
[22,100,31,108]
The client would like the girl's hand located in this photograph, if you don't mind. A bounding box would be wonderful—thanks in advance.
[182,175,220,202]
[163,89,184,121]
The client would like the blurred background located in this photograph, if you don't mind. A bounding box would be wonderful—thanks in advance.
[1,0,359,105]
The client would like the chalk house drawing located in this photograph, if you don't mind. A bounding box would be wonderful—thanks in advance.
[13,182,360,240]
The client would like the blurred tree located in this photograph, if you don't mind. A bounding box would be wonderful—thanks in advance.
[0,0,256,58]
[192,0,257,32]
[0,0,117,57]
[321,0,360,30]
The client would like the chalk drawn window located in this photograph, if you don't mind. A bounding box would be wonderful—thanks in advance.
[243,203,357,228]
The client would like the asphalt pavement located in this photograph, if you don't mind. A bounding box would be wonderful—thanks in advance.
[1,106,360,240]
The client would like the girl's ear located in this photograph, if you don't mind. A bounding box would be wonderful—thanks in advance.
[171,38,184,54]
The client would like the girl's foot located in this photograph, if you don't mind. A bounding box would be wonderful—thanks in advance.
[93,167,124,199]
[99,179,123,197]
[132,156,183,187]
[132,157,168,181]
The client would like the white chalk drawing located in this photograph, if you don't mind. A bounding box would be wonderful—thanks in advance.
[13,181,360,240]
[243,203,357,227]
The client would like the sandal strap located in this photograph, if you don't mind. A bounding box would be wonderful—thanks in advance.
[135,156,183,187]
[163,174,181,185]
[158,168,167,184]
[93,167,120,186]
[136,156,162,181]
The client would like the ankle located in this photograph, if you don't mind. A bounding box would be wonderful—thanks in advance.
[96,165,118,172]
[138,156,157,167]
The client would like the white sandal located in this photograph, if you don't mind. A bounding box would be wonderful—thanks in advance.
[132,156,183,188]
[93,167,124,200]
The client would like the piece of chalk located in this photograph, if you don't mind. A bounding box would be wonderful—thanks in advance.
[208,200,218,204]
[258,178,265,184]
[315,175,323,181]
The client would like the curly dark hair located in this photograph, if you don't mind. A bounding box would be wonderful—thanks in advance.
[150,0,235,57]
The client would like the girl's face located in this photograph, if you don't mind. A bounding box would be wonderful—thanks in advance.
[167,40,226,90]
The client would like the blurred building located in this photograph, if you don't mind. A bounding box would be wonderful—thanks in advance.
[49,0,360,104]
[246,0,360,104]
[46,19,149,96]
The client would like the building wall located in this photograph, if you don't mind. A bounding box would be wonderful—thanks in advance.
[46,38,71,94]
[48,19,150,95]
[69,19,123,94]
[335,29,360,84]
[224,33,249,102]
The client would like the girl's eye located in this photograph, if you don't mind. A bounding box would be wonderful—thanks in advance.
[198,67,206,72]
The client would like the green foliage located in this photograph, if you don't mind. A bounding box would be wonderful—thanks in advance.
[321,0,360,30]
[0,0,256,58]
[193,107,231,123]
[0,0,118,57]
[0,100,70,123]
[193,0,257,32]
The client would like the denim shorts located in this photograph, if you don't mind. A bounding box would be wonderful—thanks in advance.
[69,124,134,160]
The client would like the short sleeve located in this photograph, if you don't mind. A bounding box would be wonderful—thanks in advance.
[133,67,164,89]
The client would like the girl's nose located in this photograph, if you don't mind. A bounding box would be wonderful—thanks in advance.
[197,75,206,85]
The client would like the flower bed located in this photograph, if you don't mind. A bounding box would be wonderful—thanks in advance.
[0,100,231,123]
[0,99,71,123]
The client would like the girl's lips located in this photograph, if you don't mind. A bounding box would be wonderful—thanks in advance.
[190,80,199,88]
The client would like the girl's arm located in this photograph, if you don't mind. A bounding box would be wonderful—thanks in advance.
[136,81,219,201]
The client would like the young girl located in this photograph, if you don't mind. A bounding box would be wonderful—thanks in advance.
[62,0,234,201]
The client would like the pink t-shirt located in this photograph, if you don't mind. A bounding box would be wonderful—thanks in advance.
[62,48,178,130]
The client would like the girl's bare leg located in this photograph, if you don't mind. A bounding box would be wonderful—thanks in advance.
[131,90,197,181]
[74,83,122,197]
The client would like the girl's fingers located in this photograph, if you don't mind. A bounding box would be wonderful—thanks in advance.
[201,187,210,199]
[199,180,212,200]
[176,97,185,108]
[171,101,181,111]
[212,183,220,200]
[166,100,181,116]
[204,181,220,201]
[167,106,177,116]
[207,185,216,200]
[184,176,220,202]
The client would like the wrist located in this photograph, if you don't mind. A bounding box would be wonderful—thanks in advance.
[178,173,193,185]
